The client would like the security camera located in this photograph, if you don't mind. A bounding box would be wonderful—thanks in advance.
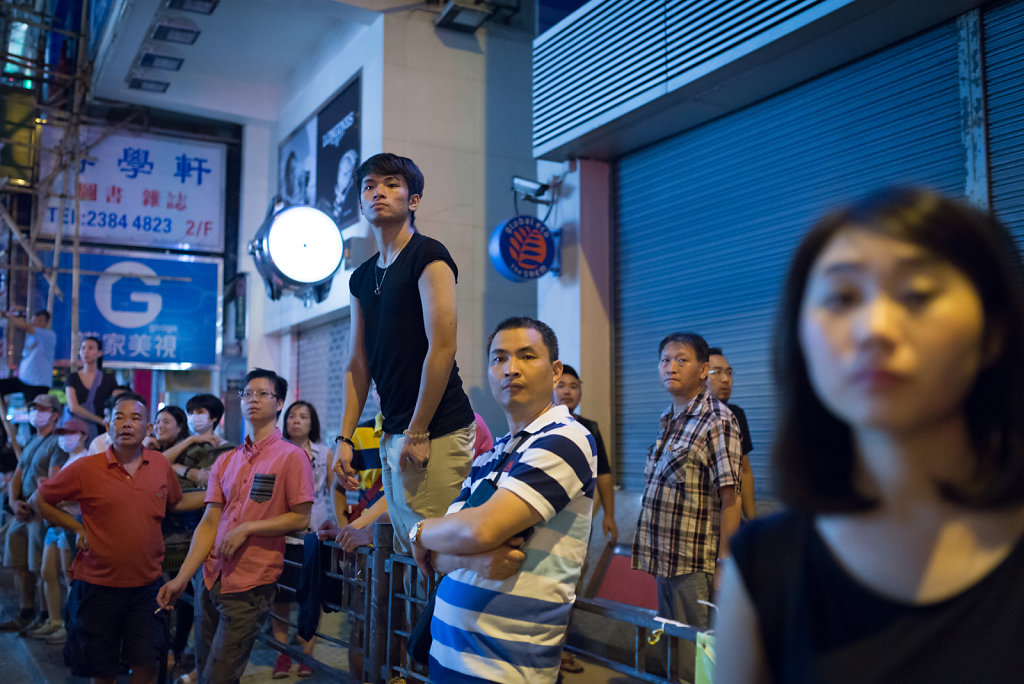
[511,176,549,198]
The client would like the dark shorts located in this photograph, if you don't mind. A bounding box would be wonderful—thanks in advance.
[64,579,165,678]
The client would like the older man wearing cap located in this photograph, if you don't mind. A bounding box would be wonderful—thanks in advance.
[1,393,64,633]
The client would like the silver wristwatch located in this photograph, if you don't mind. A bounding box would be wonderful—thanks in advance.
[409,520,424,545]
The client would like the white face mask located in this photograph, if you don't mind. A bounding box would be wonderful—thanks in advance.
[188,413,211,434]
[31,409,53,428]
[59,435,82,453]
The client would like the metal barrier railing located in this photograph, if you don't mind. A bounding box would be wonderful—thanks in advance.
[570,596,700,683]
[255,522,697,684]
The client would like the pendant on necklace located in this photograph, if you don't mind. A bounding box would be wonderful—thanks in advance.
[374,264,388,295]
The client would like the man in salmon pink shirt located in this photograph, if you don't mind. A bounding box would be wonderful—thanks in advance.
[158,369,314,683]
[34,393,205,684]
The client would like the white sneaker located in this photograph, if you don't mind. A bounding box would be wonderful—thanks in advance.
[28,619,62,639]
[45,626,66,644]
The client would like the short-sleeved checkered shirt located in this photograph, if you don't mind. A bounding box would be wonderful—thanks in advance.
[632,388,742,578]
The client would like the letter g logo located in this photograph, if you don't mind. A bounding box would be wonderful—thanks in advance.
[94,261,162,328]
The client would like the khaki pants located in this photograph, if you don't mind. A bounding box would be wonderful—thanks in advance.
[380,423,475,554]
[196,578,276,684]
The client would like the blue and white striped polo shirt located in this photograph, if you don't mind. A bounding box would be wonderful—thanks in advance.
[429,404,597,683]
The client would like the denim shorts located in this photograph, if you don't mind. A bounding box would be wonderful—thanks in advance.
[43,525,75,551]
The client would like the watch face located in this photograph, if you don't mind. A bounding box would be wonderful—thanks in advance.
[266,205,343,283]
[409,521,421,543]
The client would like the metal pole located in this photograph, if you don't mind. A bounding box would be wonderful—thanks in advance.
[45,120,73,313]
[367,522,393,683]
[68,0,91,371]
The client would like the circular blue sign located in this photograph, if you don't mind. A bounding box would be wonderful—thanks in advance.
[488,215,556,282]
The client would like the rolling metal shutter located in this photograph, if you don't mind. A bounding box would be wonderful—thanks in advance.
[296,318,349,435]
[615,20,965,496]
[985,0,1024,243]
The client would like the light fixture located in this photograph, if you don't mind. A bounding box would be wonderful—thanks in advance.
[151,17,200,45]
[164,0,219,14]
[248,202,345,306]
[138,45,184,71]
[127,74,170,93]
[435,1,493,33]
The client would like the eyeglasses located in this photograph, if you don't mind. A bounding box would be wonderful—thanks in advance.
[238,390,278,401]
[707,369,733,377]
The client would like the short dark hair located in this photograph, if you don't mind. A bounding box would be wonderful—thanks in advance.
[34,310,51,323]
[113,392,149,420]
[658,332,710,363]
[560,364,580,381]
[355,153,425,224]
[244,368,288,415]
[774,187,1024,512]
[156,405,189,446]
[283,400,322,444]
[707,347,724,357]
[186,393,226,428]
[487,316,559,362]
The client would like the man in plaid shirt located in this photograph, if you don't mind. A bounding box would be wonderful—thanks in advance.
[633,332,742,675]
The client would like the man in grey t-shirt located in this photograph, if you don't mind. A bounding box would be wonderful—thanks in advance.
[0,311,56,402]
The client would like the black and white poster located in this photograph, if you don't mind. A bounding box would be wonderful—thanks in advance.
[278,118,316,208]
[278,75,367,269]
[316,78,361,231]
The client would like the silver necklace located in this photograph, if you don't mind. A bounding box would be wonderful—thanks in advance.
[374,264,388,295]
[374,231,412,295]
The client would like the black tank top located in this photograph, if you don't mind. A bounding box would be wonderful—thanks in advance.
[731,511,1024,683]
[349,232,474,436]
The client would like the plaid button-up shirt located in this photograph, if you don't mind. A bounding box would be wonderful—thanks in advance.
[632,388,742,577]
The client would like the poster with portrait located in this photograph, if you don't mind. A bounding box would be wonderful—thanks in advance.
[316,77,371,267]
[278,118,316,207]
[278,75,365,270]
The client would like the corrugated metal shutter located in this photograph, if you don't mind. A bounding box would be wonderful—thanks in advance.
[296,317,380,438]
[532,0,833,155]
[985,0,1024,243]
[297,319,349,435]
[615,21,965,497]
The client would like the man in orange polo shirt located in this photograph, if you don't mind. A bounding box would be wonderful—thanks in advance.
[34,393,205,683]
[158,369,314,683]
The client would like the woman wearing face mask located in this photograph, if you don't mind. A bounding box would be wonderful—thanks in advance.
[28,418,90,645]
[163,394,233,490]
[716,188,1024,683]
[64,336,117,441]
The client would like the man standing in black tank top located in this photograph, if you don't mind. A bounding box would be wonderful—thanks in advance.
[333,153,476,554]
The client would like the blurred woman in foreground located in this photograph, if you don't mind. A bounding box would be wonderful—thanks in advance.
[717,188,1024,683]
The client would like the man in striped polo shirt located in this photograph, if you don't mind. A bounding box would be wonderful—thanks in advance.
[410,316,597,683]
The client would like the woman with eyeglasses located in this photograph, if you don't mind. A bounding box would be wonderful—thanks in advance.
[716,188,1024,683]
